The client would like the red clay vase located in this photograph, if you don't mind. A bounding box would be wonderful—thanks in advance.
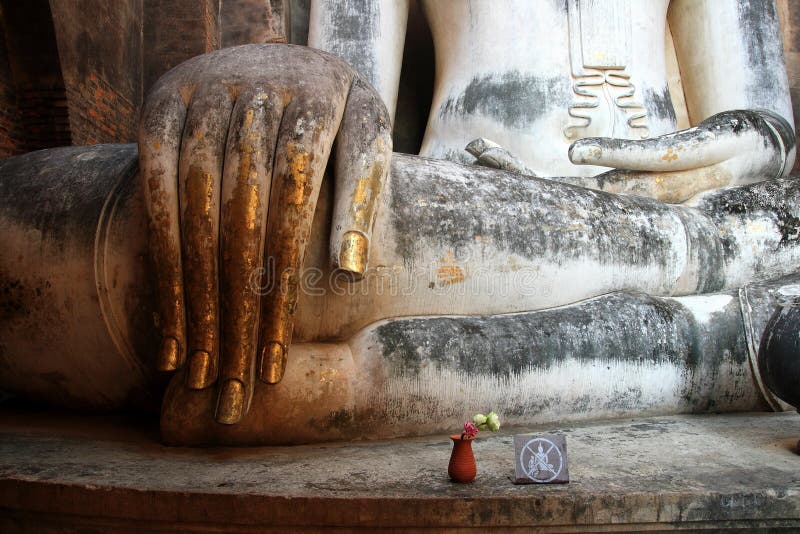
[448,435,477,483]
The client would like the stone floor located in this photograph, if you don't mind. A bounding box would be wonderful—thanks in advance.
[0,408,798,532]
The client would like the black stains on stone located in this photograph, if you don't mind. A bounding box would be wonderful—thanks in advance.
[0,270,56,327]
[643,86,676,126]
[673,206,726,294]
[0,278,27,321]
[698,299,748,373]
[308,409,355,434]
[698,110,786,153]
[438,73,569,130]
[570,395,592,413]
[687,488,799,522]
[375,292,694,378]
[320,0,378,89]
[372,279,771,413]
[736,0,790,115]
[698,177,800,263]
[0,144,139,250]
[505,403,535,417]
[389,153,678,270]
[777,213,800,247]
[323,0,376,41]
[328,409,354,429]
[681,287,750,408]
[604,386,645,412]
[628,421,675,433]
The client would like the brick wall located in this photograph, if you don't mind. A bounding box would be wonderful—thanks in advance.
[0,0,71,155]
[143,0,221,94]
[50,0,143,145]
[63,72,138,145]
[0,20,21,158]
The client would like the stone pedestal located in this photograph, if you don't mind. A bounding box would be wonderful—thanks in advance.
[0,408,798,532]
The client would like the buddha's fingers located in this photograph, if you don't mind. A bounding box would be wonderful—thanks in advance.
[568,110,775,173]
[465,138,537,176]
[330,75,393,278]
[258,91,349,384]
[139,90,189,372]
[216,87,284,425]
[178,84,234,390]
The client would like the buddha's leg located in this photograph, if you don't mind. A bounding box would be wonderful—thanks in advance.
[162,274,794,445]
[0,145,160,411]
[291,154,800,342]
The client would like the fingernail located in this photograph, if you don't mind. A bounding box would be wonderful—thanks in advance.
[570,143,602,163]
[339,231,368,275]
[260,341,287,384]
[186,350,213,389]
[465,138,493,157]
[157,337,180,371]
[215,379,245,425]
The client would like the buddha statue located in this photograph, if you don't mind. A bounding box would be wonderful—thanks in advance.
[0,0,797,444]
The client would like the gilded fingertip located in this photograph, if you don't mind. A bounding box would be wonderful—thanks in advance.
[259,341,287,384]
[215,379,245,425]
[339,231,368,276]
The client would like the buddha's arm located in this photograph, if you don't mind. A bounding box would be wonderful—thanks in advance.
[559,1,797,202]
[669,0,794,136]
[308,0,409,122]
[567,109,795,202]
[669,0,796,176]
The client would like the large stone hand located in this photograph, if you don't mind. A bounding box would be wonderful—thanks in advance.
[569,110,796,203]
[138,44,391,425]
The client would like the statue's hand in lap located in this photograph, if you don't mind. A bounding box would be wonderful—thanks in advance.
[138,44,391,425]
[569,110,795,203]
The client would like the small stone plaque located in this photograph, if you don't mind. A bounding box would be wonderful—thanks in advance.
[513,434,569,484]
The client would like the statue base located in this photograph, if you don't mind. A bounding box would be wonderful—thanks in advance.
[1,407,798,532]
